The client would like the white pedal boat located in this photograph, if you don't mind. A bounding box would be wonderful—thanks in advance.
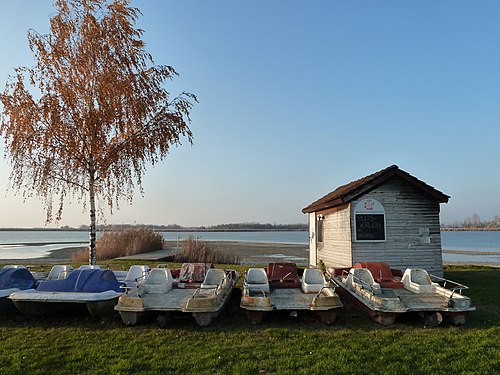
[329,262,476,326]
[115,263,239,327]
[240,263,343,325]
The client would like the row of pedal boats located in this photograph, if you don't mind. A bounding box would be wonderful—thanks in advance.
[0,261,475,326]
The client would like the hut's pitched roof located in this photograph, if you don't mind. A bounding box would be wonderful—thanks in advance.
[302,165,449,213]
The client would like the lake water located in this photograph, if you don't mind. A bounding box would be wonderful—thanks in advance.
[0,230,499,263]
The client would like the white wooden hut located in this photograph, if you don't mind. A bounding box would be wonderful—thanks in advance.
[302,165,449,276]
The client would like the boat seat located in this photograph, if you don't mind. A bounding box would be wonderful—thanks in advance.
[266,263,301,289]
[354,262,404,289]
[349,268,381,294]
[125,265,150,285]
[402,268,436,293]
[3,265,27,269]
[179,263,212,283]
[201,269,226,289]
[79,265,101,270]
[301,268,328,293]
[245,268,270,294]
[47,265,73,280]
[143,268,173,294]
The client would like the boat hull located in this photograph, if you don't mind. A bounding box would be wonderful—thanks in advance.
[240,288,343,325]
[12,300,82,316]
[0,296,19,315]
[334,284,400,325]
[10,290,122,318]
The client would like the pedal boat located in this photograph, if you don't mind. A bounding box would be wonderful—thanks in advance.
[240,262,343,325]
[328,262,475,326]
[27,264,75,282]
[115,263,239,327]
[0,266,38,314]
[9,268,125,318]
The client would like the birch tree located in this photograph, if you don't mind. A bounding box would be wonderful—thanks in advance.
[0,0,196,264]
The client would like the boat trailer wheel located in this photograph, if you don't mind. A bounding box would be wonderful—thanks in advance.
[316,310,338,325]
[245,311,265,325]
[422,312,442,327]
[157,313,170,328]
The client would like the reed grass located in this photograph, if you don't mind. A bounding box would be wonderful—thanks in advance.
[173,236,241,264]
[70,228,165,262]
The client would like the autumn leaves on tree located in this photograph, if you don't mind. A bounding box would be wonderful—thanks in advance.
[0,0,196,264]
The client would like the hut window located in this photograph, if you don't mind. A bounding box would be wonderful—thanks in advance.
[317,215,324,243]
[353,199,386,242]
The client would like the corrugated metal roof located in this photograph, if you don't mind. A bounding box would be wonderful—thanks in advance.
[302,165,450,213]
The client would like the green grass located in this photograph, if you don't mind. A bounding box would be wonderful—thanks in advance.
[0,266,499,374]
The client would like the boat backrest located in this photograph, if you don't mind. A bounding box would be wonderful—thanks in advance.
[201,269,226,289]
[143,268,173,294]
[79,265,101,270]
[125,265,150,285]
[353,262,404,289]
[301,268,327,293]
[3,265,27,269]
[179,263,212,283]
[349,268,381,294]
[245,268,270,293]
[402,268,435,293]
[47,265,73,280]
[410,269,432,285]
[266,263,301,289]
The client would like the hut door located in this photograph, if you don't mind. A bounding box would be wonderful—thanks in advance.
[309,213,317,265]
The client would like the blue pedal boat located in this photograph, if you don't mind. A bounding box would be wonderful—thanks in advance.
[0,267,38,314]
[9,269,124,318]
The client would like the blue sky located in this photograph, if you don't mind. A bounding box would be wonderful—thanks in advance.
[0,0,499,228]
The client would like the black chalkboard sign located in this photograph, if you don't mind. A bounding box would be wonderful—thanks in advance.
[355,214,385,241]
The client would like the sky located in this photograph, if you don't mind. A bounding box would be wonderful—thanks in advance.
[0,0,499,228]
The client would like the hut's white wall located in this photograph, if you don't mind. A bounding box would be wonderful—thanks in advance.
[315,204,352,269]
[350,176,444,276]
[308,213,317,265]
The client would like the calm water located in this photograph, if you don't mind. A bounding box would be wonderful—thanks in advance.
[0,230,499,263]
[0,230,90,259]
[440,231,500,252]
[440,231,500,263]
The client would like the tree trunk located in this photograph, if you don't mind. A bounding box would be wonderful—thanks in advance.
[88,156,97,265]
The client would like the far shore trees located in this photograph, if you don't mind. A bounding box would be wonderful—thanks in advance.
[0,0,196,264]
[442,214,500,230]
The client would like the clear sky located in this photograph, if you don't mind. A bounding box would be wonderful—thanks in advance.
[0,0,499,228]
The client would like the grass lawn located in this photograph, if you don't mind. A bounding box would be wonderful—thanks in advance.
[0,265,498,374]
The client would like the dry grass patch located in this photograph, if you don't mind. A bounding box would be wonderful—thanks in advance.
[174,236,240,264]
[71,228,165,262]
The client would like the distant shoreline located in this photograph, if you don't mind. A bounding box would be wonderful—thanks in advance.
[0,227,499,232]
[0,228,308,232]
[441,228,500,231]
